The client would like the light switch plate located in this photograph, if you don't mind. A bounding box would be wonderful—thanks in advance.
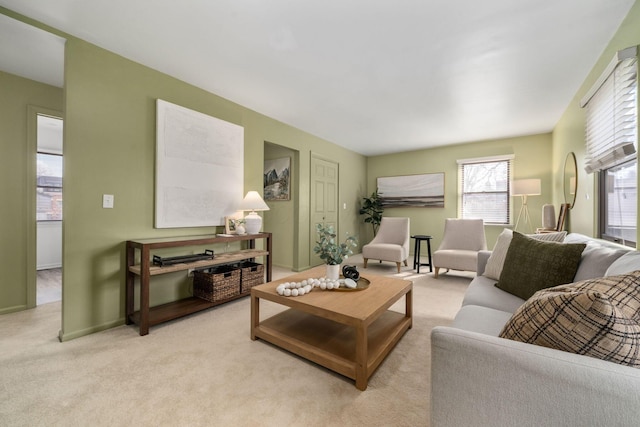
[103,194,114,209]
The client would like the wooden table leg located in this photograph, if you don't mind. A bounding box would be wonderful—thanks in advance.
[139,246,150,336]
[355,324,368,390]
[125,242,134,325]
[250,292,259,341]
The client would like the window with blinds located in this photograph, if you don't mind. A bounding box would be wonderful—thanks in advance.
[582,47,637,173]
[582,45,638,247]
[458,155,513,224]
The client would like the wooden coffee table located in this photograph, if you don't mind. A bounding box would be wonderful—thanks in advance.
[251,266,412,390]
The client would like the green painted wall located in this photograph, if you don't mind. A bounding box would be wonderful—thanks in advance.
[552,0,640,241]
[4,2,640,340]
[58,38,367,340]
[367,133,554,250]
[264,142,297,269]
[0,70,63,314]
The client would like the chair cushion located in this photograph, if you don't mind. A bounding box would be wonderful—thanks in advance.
[495,232,585,300]
[484,228,567,280]
[499,271,640,368]
[433,249,478,272]
[362,243,407,262]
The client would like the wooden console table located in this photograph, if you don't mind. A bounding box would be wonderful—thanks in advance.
[126,233,271,335]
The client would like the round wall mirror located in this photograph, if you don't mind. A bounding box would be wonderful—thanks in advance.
[564,152,578,208]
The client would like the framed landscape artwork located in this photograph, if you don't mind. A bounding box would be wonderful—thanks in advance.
[264,157,291,201]
[377,173,445,208]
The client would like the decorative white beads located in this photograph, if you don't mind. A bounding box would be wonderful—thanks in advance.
[276,277,358,297]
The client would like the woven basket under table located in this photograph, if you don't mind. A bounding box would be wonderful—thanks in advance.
[240,261,264,294]
[193,265,240,302]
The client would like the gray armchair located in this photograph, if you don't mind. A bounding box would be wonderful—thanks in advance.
[362,217,410,273]
[433,218,487,278]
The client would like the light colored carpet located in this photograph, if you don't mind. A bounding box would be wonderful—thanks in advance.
[36,268,62,305]
[0,254,471,426]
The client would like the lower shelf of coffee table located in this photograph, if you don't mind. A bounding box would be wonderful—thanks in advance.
[128,293,251,327]
[253,308,410,382]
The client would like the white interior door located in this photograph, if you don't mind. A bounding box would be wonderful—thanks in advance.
[310,155,338,266]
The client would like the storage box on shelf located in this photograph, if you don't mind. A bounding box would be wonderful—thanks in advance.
[194,265,241,302]
[239,261,264,294]
[126,232,271,336]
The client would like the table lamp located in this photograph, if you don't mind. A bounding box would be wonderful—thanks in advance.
[512,179,541,233]
[239,191,270,234]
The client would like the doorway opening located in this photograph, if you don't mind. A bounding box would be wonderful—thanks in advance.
[35,114,63,305]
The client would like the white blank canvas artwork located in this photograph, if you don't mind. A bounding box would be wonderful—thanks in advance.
[156,99,244,228]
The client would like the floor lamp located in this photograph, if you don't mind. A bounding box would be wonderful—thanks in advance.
[512,179,541,234]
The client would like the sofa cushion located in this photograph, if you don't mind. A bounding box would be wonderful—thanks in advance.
[499,271,640,368]
[462,275,525,313]
[573,243,628,282]
[495,232,585,300]
[453,305,515,336]
[606,251,640,277]
[484,229,567,280]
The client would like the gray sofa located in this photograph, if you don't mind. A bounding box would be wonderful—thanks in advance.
[431,233,640,427]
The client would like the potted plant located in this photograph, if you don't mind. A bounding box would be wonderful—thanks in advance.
[359,191,384,236]
[313,223,358,280]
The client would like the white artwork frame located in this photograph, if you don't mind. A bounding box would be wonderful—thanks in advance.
[377,172,445,208]
[155,99,244,228]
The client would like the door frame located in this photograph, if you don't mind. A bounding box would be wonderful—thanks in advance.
[26,105,64,308]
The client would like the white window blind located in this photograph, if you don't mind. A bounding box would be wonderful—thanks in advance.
[457,155,513,224]
[582,46,638,173]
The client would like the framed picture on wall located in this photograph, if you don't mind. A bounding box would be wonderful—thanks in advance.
[264,157,291,201]
[224,211,245,235]
[377,172,445,208]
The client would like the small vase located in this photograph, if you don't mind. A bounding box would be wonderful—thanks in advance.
[326,264,340,281]
[236,224,246,235]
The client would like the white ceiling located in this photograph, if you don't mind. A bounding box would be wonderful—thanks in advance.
[0,0,635,155]
[0,13,64,87]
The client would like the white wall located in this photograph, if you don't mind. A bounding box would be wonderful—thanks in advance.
[37,221,62,269]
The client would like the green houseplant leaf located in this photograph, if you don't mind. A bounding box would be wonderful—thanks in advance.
[359,191,384,236]
[313,224,358,265]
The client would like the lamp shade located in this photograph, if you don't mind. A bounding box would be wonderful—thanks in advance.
[512,179,541,196]
[239,191,270,212]
[239,191,270,234]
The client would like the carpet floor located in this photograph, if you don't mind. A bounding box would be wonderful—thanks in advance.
[0,255,471,427]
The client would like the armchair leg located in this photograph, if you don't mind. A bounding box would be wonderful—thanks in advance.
[364,258,368,269]
[396,262,401,273]
[434,267,439,278]
[403,260,408,266]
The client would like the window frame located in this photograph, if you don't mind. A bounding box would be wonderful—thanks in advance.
[457,154,513,225]
[598,159,637,247]
[36,151,63,222]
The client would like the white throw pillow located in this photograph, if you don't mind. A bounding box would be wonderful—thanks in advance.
[484,229,567,280]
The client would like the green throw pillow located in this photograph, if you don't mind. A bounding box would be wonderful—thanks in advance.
[495,232,586,300]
